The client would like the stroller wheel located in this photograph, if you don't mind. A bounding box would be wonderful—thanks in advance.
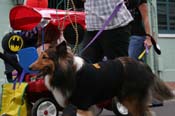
[31,98,61,116]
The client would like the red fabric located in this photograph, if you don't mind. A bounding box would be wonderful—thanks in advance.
[25,0,48,8]
[25,74,48,93]
[34,8,86,30]
[27,78,48,92]
[9,5,42,30]
[25,74,53,102]
[9,5,85,31]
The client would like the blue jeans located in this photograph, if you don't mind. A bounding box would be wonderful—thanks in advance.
[128,35,146,61]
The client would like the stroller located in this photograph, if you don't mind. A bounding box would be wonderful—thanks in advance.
[0,4,86,116]
[0,46,63,116]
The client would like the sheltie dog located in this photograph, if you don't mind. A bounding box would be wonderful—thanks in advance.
[29,41,174,116]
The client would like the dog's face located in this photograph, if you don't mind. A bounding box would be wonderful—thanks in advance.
[29,41,74,77]
[29,50,55,76]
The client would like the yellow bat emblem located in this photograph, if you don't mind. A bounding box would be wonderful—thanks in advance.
[8,35,24,52]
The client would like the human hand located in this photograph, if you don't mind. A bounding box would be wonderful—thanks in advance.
[144,36,152,49]
[145,34,161,55]
[12,70,18,80]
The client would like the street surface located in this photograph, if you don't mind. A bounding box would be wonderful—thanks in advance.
[100,99,175,116]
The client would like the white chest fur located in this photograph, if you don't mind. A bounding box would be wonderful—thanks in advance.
[44,75,67,107]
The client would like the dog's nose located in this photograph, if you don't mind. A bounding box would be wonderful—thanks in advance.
[28,64,33,70]
[28,66,32,70]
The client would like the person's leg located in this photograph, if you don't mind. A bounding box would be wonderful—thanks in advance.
[101,25,131,59]
[128,35,145,61]
[80,31,103,63]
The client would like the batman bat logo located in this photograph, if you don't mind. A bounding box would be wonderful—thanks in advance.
[8,35,24,52]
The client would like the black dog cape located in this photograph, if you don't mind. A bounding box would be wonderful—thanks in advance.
[69,59,143,110]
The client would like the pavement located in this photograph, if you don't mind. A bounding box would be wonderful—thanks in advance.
[100,99,175,116]
[100,82,175,116]
[166,82,175,90]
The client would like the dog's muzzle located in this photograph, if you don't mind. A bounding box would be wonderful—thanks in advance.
[38,66,50,77]
[29,65,51,78]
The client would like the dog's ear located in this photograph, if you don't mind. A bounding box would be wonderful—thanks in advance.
[56,41,67,55]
